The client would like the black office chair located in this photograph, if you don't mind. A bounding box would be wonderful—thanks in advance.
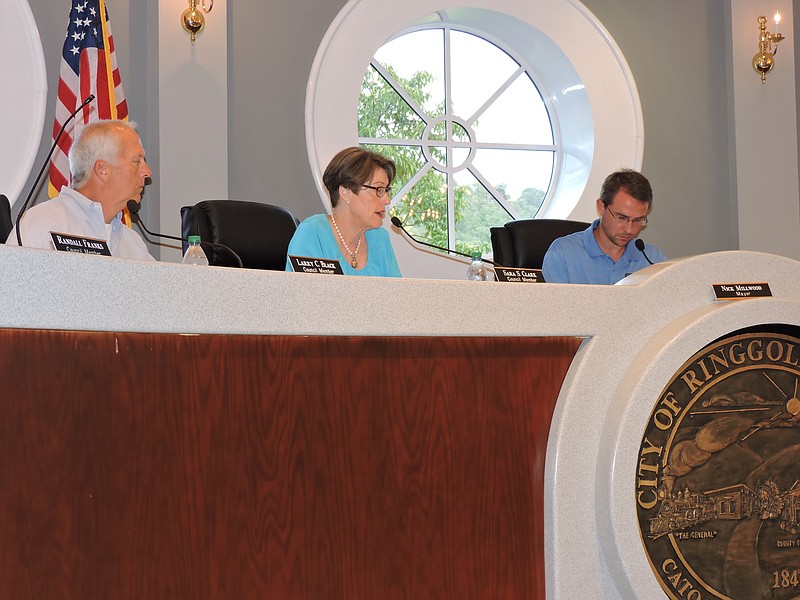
[180,200,299,270]
[490,218,590,269]
[0,195,13,243]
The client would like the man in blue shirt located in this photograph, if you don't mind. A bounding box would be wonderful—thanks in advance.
[542,169,666,284]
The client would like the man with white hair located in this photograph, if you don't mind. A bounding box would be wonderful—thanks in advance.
[7,120,154,260]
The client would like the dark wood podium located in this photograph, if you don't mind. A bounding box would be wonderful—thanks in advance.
[0,328,580,599]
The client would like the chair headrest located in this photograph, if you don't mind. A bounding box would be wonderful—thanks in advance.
[181,200,299,270]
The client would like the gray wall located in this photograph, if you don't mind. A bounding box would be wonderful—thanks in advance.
[23,0,744,261]
[579,0,732,257]
[227,0,347,222]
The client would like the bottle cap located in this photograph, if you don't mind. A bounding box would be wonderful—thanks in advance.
[471,252,482,260]
[188,235,201,244]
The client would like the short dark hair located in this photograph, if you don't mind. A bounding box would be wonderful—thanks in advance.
[323,147,396,207]
[599,169,653,207]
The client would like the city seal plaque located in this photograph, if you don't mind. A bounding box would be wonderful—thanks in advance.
[636,331,800,600]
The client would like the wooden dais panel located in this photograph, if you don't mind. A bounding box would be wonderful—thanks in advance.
[0,330,580,599]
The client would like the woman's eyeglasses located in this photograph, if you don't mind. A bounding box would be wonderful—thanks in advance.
[361,184,392,198]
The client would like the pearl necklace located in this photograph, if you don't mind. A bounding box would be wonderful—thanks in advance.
[330,214,362,268]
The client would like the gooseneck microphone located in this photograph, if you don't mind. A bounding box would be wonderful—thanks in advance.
[390,216,501,267]
[126,200,244,268]
[15,94,96,246]
[635,238,654,265]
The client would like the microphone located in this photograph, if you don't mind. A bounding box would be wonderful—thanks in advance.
[390,216,501,267]
[126,200,244,268]
[635,238,654,265]
[15,94,96,246]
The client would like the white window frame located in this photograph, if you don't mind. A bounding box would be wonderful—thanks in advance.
[362,21,559,248]
[2,0,48,207]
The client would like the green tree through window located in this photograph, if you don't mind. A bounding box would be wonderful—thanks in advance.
[358,26,554,257]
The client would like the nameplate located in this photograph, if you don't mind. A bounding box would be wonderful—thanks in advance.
[288,255,344,275]
[50,232,111,256]
[494,267,545,283]
[712,282,772,300]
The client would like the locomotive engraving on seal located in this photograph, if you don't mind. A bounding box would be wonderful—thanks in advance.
[637,332,800,599]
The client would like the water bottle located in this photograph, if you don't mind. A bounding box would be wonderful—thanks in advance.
[182,235,209,266]
[466,252,487,281]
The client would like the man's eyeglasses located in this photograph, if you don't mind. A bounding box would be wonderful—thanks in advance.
[605,206,648,226]
[362,184,392,198]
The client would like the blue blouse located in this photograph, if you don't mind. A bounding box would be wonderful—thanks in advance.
[285,213,402,278]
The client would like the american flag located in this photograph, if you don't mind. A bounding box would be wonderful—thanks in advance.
[48,0,129,207]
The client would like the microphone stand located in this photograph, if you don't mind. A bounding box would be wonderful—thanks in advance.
[15,94,95,246]
[390,216,502,267]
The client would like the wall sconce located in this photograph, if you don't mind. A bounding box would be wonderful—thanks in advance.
[752,12,785,83]
[181,0,213,45]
